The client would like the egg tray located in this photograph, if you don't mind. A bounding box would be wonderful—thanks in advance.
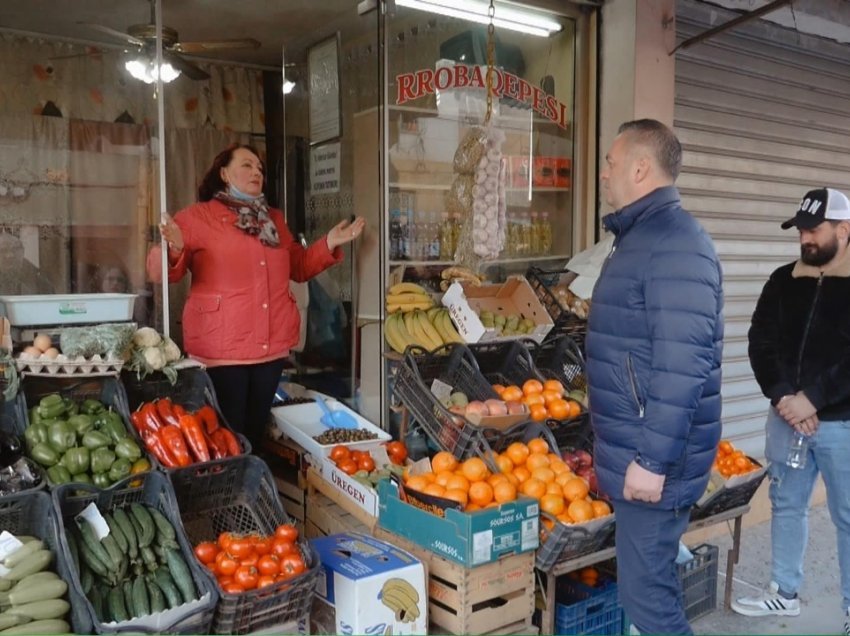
[15,355,124,377]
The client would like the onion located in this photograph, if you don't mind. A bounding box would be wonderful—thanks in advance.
[484,399,507,416]
[465,401,488,417]
[505,400,526,415]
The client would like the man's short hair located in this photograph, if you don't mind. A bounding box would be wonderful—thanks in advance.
[618,119,682,180]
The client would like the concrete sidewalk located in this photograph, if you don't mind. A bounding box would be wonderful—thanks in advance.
[692,502,843,635]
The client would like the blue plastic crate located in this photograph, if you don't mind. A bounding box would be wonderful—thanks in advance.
[555,577,626,635]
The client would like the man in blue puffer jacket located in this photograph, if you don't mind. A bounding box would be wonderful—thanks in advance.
[586,119,724,635]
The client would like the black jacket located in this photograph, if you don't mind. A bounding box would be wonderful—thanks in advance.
[749,249,850,421]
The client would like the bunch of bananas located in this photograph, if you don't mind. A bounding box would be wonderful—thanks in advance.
[379,578,421,624]
[385,307,464,354]
[385,283,434,314]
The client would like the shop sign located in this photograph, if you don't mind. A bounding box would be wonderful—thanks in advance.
[396,64,569,129]
[310,142,341,195]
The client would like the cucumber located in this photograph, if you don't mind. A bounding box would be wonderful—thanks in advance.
[164,549,195,603]
[78,521,114,574]
[140,546,158,573]
[146,579,165,615]
[122,580,134,620]
[129,504,155,549]
[0,619,70,634]
[0,615,23,632]
[107,587,128,623]
[3,551,51,582]
[153,569,181,609]
[10,572,60,592]
[6,599,70,621]
[2,542,43,569]
[78,540,110,583]
[146,507,176,544]
[112,509,138,560]
[101,534,123,572]
[87,585,104,623]
[132,576,149,617]
[0,582,10,594]
[80,563,93,595]
[63,530,79,577]
[8,580,67,606]
[104,514,128,555]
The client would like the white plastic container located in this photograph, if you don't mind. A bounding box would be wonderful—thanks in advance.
[0,293,137,326]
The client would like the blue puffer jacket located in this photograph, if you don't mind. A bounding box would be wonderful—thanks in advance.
[586,186,724,510]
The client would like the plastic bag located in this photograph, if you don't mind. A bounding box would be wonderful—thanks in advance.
[305,273,347,361]
[453,126,488,174]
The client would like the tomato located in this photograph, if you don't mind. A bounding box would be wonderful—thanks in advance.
[253,536,272,556]
[215,551,238,576]
[194,541,219,565]
[279,553,306,579]
[329,445,350,463]
[385,441,408,465]
[350,450,366,462]
[228,538,256,560]
[257,575,276,589]
[217,575,232,586]
[336,459,358,475]
[357,455,376,472]
[240,553,259,567]
[274,524,299,543]
[271,539,296,558]
[233,565,259,590]
[217,532,236,551]
[258,554,280,576]
[222,582,245,595]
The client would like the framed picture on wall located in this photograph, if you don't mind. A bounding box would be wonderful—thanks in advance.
[308,34,342,144]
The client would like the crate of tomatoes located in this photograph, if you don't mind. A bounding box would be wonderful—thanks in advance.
[168,455,320,634]
[691,440,767,520]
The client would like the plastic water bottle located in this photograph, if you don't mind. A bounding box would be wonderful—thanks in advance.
[786,431,809,469]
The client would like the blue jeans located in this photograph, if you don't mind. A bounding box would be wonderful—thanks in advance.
[765,408,850,610]
[615,499,693,635]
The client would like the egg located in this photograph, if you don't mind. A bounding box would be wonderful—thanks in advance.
[42,347,60,359]
[22,346,41,358]
[33,333,52,353]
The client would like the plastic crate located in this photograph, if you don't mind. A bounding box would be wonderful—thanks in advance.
[690,461,767,521]
[680,544,719,622]
[393,343,498,459]
[547,413,593,453]
[537,511,616,572]
[555,574,625,635]
[0,490,80,631]
[0,392,46,496]
[52,471,218,634]
[532,335,587,393]
[168,455,320,634]
[526,267,588,345]
[467,339,544,387]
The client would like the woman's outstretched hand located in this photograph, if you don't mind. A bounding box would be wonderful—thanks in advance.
[327,216,366,250]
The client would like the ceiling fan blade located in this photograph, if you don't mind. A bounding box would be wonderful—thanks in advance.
[77,22,145,47]
[164,51,210,81]
[174,38,260,53]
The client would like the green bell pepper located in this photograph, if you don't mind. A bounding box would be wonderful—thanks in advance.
[92,472,112,488]
[37,394,66,420]
[47,465,72,486]
[81,399,105,416]
[63,398,79,417]
[72,472,92,485]
[96,411,128,444]
[47,421,76,454]
[28,406,42,426]
[82,431,111,451]
[114,438,142,462]
[61,447,90,476]
[108,458,131,483]
[91,447,116,474]
[23,423,48,450]
[68,414,93,437]
[30,443,59,467]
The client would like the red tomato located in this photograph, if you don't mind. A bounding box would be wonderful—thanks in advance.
[228,538,256,560]
[271,539,296,558]
[257,575,276,589]
[329,445,350,463]
[233,565,259,590]
[357,455,376,472]
[336,459,358,475]
[215,552,238,576]
[274,524,299,543]
[257,554,280,576]
[194,541,219,565]
[222,582,245,595]
[279,553,306,579]
[253,536,272,556]
[217,532,236,551]
[350,450,365,463]
[385,441,408,464]
[240,553,259,567]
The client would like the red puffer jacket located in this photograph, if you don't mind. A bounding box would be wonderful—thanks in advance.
[147,199,342,362]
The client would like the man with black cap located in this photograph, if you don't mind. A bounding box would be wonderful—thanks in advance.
[734,187,850,633]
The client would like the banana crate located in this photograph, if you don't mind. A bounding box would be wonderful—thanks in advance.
[375,528,537,635]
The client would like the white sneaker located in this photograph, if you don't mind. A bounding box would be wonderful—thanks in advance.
[844,608,849,636]
[732,581,800,617]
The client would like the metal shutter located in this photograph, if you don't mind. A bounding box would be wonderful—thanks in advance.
[675,0,850,457]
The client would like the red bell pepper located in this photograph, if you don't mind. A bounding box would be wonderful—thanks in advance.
[172,403,187,418]
[156,398,181,427]
[196,405,221,435]
[159,425,192,467]
[211,428,241,457]
[178,414,210,463]
[141,429,178,468]
[140,402,164,433]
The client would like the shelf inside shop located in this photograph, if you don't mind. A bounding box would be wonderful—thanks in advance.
[389,254,569,268]
[390,182,570,193]
[390,103,564,127]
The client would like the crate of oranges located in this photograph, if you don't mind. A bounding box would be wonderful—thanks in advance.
[691,440,768,520]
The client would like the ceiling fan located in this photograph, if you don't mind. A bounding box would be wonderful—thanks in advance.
[77,0,260,81]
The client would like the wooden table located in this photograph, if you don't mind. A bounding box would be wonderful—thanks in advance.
[538,505,750,635]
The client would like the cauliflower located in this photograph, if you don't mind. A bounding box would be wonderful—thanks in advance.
[133,327,162,348]
[143,346,166,371]
[162,337,182,363]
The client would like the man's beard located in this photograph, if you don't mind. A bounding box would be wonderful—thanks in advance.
[801,235,839,267]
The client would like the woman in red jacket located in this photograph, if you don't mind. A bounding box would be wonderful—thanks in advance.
[150,144,364,447]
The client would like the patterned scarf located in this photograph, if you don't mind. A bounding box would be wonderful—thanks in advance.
[214,190,280,247]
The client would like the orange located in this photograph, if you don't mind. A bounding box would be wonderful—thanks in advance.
[546,481,563,496]
[492,383,506,395]
[526,453,551,471]
[501,385,524,402]
[523,379,544,395]
[495,454,514,474]
[567,400,582,419]
[420,472,436,483]
[504,472,520,487]
[522,393,545,407]
[485,501,500,509]
[550,459,569,475]
[405,475,429,492]
[461,457,489,482]
[567,499,594,523]
[488,473,509,488]
[512,466,531,484]
[444,488,469,507]
[591,500,612,518]
[532,467,556,484]
[718,440,733,456]
[541,517,555,531]
[528,438,550,455]
[562,477,590,502]
[493,480,517,504]
[548,399,571,420]
[431,451,458,474]
[505,442,530,467]
[556,472,576,487]
[446,474,471,492]
[540,494,566,516]
[557,513,573,525]
[520,478,546,500]
[423,483,446,497]
[435,471,454,487]
[543,379,565,395]
[541,389,562,406]
[469,481,494,506]
[530,404,548,422]
[466,503,481,512]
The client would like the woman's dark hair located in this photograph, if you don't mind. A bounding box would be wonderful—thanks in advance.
[197,143,264,201]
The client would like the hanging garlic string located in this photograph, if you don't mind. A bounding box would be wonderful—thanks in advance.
[484,0,496,125]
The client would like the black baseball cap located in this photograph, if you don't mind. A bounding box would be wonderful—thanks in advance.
[781,187,850,230]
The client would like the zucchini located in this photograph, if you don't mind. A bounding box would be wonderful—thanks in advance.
[10,572,60,592]
[0,619,70,634]
[101,534,123,572]
[132,576,149,617]
[78,540,110,583]
[140,546,158,573]
[146,507,176,544]
[112,509,138,560]
[63,530,79,577]
[3,551,51,582]
[122,581,134,621]
[2,542,43,569]
[8,580,67,606]
[129,504,155,549]
[0,615,23,632]
[87,585,104,623]
[0,582,10,594]
[80,563,93,595]
[78,521,114,574]
[153,569,181,609]
[107,587,128,623]
[104,514,128,555]
[6,599,70,621]
[146,579,165,615]
[164,549,196,603]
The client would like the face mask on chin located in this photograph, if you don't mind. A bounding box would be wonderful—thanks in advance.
[227,183,262,202]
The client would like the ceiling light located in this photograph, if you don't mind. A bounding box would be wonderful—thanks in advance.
[125,57,181,84]
[395,0,562,37]
[283,79,296,95]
